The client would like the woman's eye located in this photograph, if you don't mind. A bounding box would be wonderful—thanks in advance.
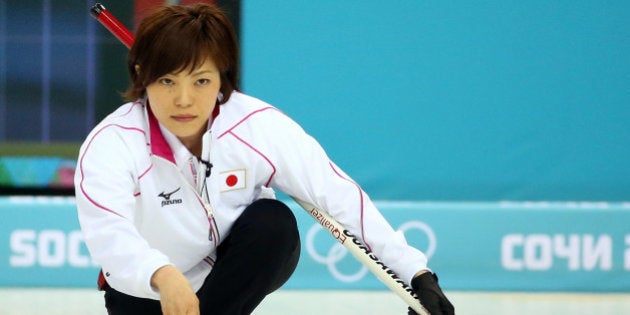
[197,79,210,85]
[159,78,174,85]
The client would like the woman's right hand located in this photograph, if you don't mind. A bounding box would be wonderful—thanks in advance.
[151,265,200,315]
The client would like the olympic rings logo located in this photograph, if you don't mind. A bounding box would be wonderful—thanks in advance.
[305,220,437,282]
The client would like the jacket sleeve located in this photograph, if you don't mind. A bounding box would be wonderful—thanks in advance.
[263,110,429,284]
[74,126,171,299]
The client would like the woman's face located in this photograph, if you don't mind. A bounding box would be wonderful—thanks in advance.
[146,58,221,150]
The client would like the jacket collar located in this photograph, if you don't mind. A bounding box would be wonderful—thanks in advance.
[147,103,177,164]
[145,99,222,164]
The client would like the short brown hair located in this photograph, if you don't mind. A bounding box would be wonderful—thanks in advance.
[123,3,239,103]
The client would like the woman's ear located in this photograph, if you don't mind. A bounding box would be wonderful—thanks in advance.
[134,64,140,74]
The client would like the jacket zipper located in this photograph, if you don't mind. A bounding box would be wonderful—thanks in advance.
[195,131,220,245]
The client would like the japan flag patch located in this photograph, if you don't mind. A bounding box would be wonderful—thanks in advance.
[219,169,247,192]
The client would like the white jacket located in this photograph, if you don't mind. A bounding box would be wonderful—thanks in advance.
[75,91,427,299]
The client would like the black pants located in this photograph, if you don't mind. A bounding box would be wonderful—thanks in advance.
[104,199,301,315]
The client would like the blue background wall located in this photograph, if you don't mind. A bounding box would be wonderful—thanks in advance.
[1,1,628,201]
[241,1,630,201]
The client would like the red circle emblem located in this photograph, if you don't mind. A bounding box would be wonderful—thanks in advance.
[226,174,238,187]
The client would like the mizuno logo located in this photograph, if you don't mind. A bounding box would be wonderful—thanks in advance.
[158,188,180,200]
[158,188,182,207]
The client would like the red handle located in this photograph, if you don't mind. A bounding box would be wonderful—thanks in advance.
[91,3,135,49]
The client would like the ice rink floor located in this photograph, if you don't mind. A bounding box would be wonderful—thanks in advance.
[1,288,629,315]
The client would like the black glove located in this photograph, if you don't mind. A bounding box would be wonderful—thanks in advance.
[407,272,455,315]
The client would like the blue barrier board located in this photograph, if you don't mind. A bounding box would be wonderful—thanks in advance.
[1,197,629,291]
